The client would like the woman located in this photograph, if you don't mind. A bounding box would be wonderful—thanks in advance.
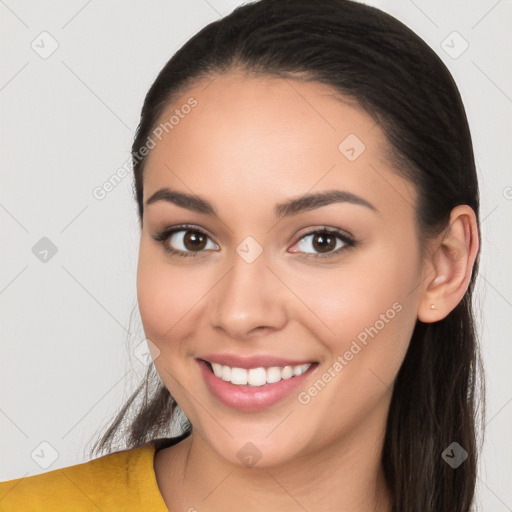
[0,0,484,510]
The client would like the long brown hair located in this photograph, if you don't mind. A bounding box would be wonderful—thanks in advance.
[89,1,485,510]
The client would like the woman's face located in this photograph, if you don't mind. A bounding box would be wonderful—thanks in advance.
[137,71,425,468]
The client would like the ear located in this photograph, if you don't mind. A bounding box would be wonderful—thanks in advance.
[417,205,480,323]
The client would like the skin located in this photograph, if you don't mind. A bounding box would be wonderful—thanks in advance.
[136,71,479,512]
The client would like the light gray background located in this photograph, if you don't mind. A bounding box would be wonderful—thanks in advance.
[1,0,511,509]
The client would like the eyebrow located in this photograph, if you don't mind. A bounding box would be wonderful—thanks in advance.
[145,187,378,218]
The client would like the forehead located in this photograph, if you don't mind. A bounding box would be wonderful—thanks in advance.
[142,72,416,222]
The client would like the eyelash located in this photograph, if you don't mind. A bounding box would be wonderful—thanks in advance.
[151,224,358,260]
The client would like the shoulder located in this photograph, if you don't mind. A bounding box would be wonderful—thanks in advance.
[0,443,169,512]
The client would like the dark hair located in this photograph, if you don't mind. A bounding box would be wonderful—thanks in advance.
[89,1,485,510]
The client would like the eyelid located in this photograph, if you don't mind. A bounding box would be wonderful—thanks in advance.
[293,225,355,244]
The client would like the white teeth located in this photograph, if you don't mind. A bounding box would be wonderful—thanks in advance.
[248,367,267,386]
[212,362,223,378]
[221,365,231,382]
[266,366,282,384]
[230,367,248,385]
[293,364,308,376]
[207,361,311,386]
[281,365,294,380]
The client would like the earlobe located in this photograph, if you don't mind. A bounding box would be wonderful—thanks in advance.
[417,205,479,323]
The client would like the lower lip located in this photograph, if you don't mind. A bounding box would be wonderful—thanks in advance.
[197,359,317,411]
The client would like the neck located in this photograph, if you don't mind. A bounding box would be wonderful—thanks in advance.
[155,404,393,512]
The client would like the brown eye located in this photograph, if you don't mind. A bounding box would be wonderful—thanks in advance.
[152,225,219,258]
[291,228,356,259]
[181,230,208,251]
[311,232,337,253]
[167,229,218,255]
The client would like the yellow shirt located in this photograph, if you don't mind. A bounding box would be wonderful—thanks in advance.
[0,442,170,512]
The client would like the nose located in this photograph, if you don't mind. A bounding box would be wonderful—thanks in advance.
[209,248,288,341]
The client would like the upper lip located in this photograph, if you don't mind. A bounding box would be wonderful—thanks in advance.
[199,353,316,369]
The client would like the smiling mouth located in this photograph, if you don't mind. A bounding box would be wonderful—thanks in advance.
[201,359,317,387]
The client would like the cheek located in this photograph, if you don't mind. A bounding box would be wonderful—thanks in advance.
[295,241,420,378]
[136,246,206,348]
[136,249,210,399]
[287,246,419,443]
